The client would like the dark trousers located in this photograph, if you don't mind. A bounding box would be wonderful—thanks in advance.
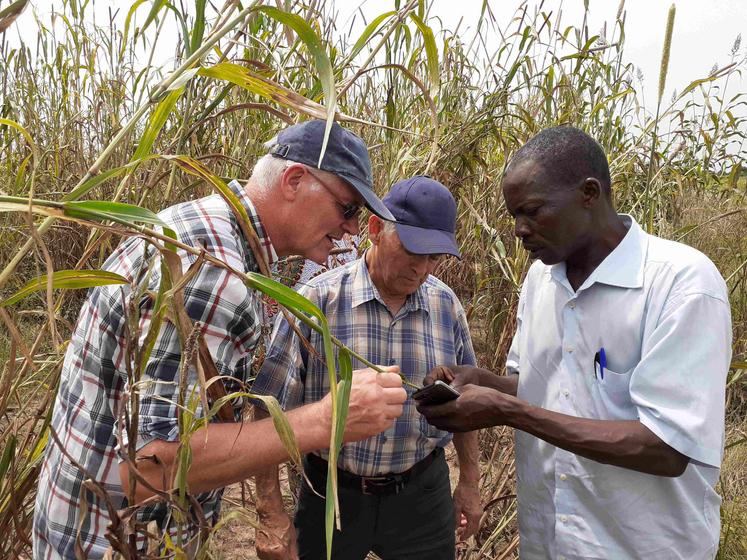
[295,451,455,560]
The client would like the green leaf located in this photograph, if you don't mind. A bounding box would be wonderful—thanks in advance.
[0,0,28,34]
[679,74,722,99]
[163,154,250,221]
[241,269,341,558]
[165,67,200,92]
[13,153,32,193]
[0,117,39,162]
[250,394,303,469]
[504,56,525,86]
[63,200,166,228]
[590,88,634,117]
[0,436,16,493]
[519,25,532,52]
[141,0,167,31]
[347,11,397,63]
[255,6,336,166]
[244,272,325,322]
[409,14,440,98]
[198,63,326,120]
[132,88,184,162]
[581,35,600,52]
[190,0,207,56]
[63,155,161,201]
[325,349,353,556]
[1,270,129,307]
[121,0,149,56]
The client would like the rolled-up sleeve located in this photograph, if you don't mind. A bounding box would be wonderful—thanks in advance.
[632,291,732,467]
[113,252,262,451]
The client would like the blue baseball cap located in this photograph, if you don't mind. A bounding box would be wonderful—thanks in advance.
[266,119,395,221]
[382,176,461,258]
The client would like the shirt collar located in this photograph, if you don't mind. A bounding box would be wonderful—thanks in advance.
[350,253,430,314]
[228,179,278,266]
[550,214,647,292]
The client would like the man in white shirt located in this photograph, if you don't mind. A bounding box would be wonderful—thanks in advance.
[417,126,732,559]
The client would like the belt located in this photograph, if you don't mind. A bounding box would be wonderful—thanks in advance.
[305,447,442,496]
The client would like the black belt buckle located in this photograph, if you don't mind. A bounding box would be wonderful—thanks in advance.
[360,475,403,496]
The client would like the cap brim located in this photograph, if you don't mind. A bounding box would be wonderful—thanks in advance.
[394,223,461,258]
[344,175,396,221]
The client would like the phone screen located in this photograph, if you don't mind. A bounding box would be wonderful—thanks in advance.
[412,381,460,405]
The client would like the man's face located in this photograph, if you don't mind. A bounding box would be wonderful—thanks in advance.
[371,221,442,298]
[294,166,363,264]
[501,159,591,265]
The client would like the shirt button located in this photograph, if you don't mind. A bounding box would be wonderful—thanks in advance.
[560,474,567,481]
[563,389,570,397]
[560,515,568,523]
[559,556,566,560]
[568,301,576,309]
[565,347,573,353]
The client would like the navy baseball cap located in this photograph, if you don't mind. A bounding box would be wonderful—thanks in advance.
[382,176,461,258]
[265,119,395,221]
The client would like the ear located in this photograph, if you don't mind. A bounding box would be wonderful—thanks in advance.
[279,163,306,202]
[368,215,383,244]
[580,177,603,208]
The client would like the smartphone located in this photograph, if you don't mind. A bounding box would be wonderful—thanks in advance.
[412,380,460,405]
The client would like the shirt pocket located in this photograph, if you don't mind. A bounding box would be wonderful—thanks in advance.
[594,366,638,420]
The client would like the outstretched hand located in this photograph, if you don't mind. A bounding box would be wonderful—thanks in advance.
[416,384,517,432]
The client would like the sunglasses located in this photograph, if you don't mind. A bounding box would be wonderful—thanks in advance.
[305,167,362,221]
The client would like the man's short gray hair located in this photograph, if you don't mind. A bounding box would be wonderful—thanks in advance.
[251,154,290,192]
[251,154,341,195]
[381,220,397,236]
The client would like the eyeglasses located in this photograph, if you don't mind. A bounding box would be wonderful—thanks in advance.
[305,167,362,221]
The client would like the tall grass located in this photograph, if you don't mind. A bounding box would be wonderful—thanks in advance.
[1,0,746,558]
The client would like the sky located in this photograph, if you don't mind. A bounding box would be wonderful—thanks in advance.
[5,0,746,114]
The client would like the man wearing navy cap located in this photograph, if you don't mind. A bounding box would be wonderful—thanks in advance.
[253,176,482,559]
[33,120,406,559]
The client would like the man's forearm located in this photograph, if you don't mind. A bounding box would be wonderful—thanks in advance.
[501,395,688,476]
[491,372,518,396]
[452,431,480,483]
[122,401,328,502]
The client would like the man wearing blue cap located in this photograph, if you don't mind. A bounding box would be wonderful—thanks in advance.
[252,176,482,559]
[33,120,407,559]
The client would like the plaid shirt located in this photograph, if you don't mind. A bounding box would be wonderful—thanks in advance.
[33,180,276,559]
[252,256,476,476]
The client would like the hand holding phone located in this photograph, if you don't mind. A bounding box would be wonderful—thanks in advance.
[412,380,461,405]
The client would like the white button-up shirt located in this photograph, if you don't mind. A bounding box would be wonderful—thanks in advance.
[507,215,732,560]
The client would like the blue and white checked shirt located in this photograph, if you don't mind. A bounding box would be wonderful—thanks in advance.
[34,180,276,559]
[252,256,476,476]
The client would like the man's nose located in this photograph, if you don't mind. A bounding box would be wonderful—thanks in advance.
[514,217,531,238]
[411,254,430,275]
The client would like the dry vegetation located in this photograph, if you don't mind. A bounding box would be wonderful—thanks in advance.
[0,0,745,558]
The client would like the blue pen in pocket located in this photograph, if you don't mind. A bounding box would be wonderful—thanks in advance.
[594,348,606,380]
